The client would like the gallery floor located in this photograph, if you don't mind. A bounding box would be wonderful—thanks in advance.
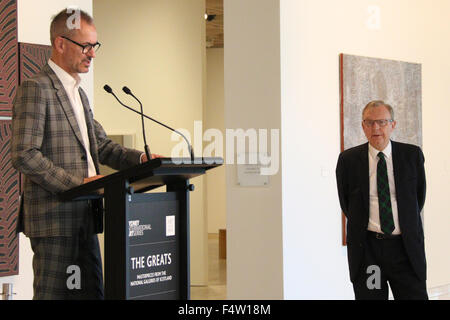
[191,233,227,300]
[189,234,449,300]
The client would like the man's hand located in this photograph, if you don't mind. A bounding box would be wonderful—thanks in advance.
[83,175,104,184]
[141,153,165,163]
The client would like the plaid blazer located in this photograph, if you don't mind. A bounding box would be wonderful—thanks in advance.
[11,64,142,237]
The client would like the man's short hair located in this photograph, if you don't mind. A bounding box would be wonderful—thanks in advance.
[362,100,395,120]
[50,8,94,46]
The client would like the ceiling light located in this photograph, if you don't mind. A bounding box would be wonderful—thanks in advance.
[204,13,216,21]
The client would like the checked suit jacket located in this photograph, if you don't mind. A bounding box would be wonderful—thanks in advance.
[336,141,427,282]
[11,64,142,238]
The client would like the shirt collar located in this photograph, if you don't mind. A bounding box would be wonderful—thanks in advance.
[48,59,81,89]
[369,140,392,160]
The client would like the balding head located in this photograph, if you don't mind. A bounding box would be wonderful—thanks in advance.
[50,8,94,47]
[362,100,395,120]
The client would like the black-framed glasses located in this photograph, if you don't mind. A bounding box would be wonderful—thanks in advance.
[61,36,101,54]
[363,119,394,127]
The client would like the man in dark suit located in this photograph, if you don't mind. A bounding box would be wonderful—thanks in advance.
[11,9,152,299]
[336,100,427,300]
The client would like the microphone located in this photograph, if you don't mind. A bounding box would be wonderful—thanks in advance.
[122,86,151,162]
[122,86,195,162]
[103,85,151,162]
[103,85,195,162]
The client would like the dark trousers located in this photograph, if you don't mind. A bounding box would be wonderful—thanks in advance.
[352,232,428,300]
[29,232,104,300]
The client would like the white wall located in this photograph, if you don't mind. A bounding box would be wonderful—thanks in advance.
[0,234,34,300]
[225,0,284,299]
[93,0,208,286]
[0,0,93,300]
[280,0,450,299]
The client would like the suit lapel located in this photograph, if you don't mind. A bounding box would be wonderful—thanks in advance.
[79,87,100,173]
[44,64,85,147]
[391,140,408,230]
[391,140,402,199]
[358,143,370,218]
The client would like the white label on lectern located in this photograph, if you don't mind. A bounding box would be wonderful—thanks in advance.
[166,215,175,236]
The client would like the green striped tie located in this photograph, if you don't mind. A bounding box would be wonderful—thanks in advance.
[377,152,395,234]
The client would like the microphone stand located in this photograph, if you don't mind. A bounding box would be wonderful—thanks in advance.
[103,85,151,161]
[124,87,151,162]
[103,85,195,162]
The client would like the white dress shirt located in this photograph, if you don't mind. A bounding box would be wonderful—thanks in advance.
[48,60,97,177]
[367,141,401,235]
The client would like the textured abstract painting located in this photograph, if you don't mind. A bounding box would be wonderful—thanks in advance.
[0,0,19,277]
[339,53,422,245]
[19,43,52,83]
[0,120,19,276]
[0,0,52,275]
[0,0,18,117]
[340,54,422,150]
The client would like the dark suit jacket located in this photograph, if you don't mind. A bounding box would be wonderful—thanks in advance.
[336,141,426,282]
[11,64,142,237]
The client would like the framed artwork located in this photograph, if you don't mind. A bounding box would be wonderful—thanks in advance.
[0,0,18,277]
[19,43,52,83]
[339,53,422,245]
[0,120,19,276]
[0,0,18,117]
[0,23,52,275]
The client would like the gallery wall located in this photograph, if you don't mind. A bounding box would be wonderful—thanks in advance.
[280,0,450,298]
[225,0,284,299]
[225,0,450,299]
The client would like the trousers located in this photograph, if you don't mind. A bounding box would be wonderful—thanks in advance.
[352,232,428,300]
[29,230,104,300]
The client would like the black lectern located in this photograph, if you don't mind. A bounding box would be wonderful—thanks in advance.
[61,157,223,300]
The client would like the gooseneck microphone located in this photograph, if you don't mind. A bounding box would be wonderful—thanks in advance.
[103,85,151,162]
[103,85,195,162]
[122,86,151,162]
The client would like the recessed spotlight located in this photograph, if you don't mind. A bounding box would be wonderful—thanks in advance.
[204,13,216,21]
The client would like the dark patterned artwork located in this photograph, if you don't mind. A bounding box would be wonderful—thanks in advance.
[0,0,18,117]
[0,120,19,276]
[19,43,52,83]
[0,0,19,277]
[339,53,422,245]
[0,43,52,277]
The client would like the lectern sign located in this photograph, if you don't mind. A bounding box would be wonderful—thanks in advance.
[127,193,180,300]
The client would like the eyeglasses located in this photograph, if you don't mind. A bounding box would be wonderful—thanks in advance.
[61,36,101,54]
[363,119,394,127]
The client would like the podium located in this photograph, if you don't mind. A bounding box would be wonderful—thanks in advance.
[61,157,223,300]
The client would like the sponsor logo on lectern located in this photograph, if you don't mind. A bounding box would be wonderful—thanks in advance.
[129,220,152,237]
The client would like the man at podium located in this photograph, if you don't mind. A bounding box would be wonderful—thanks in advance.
[11,9,151,300]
